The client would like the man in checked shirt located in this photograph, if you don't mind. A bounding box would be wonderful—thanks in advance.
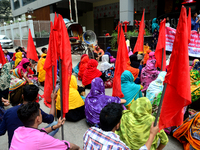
[83,103,159,150]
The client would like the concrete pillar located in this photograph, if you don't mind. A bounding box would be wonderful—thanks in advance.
[120,0,134,25]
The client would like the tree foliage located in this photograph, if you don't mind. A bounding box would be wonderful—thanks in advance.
[0,0,11,17]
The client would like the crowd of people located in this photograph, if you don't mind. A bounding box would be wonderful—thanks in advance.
[0,11,200,150]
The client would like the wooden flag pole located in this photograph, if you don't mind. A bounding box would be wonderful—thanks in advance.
[161,48,164,71]
[52,66,57,121]
[154,83,167,127]
[59,57,64,140]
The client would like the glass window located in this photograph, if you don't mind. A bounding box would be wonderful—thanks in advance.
[22,0,36,6]
[3,37,9,40]
[13,0,20,10]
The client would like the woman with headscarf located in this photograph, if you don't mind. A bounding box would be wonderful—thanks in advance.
[143,50,152,65]
[173,112,200,150]
[14,51,23,67]
[3,49,11,62]
[105,47,116,63]
[9,68,33,106]
[0,62,13,108]
[78,54,89,80]
[146,71,167,104]
[82,59,102,89]
[100,55,115,88]
[190,59,199,71]
[116,97,168,150]
[37,53,47,75]
[38,54,47,86]
[151,18,159,50]
[127,60,140,82]
[85,77,126,127]
[121,70,143,109]
[140,59,160,93]
[56,75,85,122]
[129,55,143,84]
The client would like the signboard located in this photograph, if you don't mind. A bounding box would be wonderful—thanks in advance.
[166,27,200,57]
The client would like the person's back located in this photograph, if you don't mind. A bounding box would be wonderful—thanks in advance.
[10,102,80,150]
[10,126,67,150]
[84,127,129,150]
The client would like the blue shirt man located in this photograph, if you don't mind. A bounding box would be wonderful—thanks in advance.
[191,12,200,31]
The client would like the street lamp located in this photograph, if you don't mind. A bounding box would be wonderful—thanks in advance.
[3,22,6,26]
[27,15,32,19]
[18,18,21,22]
[10,20,13,24]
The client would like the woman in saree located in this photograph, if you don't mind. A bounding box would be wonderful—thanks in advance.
[121,70,143,109]
[82,59,103,89]
[85,77,126,127]
[116,97,168,150]
[146,71,167,104]
[173,112,200,150]
[140,59,159,93]
[56,75,85,122]
[78,54,89,80]
[9,68,33,106]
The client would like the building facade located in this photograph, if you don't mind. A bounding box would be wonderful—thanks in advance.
[10,0,199,36]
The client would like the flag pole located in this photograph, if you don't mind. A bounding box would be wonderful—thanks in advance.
[59,57,64,140]
[143,9,145,55]
[52,66,57,121]
[154,83,167,127]
[161,48,164,71]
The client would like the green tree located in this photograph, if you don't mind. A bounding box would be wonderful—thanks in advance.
[0,0,11,21]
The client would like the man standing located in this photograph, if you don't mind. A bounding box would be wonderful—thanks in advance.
[191,12,200,32]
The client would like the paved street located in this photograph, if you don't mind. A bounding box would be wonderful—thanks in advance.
[0,46,184,149]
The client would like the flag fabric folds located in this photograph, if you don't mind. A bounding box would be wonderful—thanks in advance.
[27,29,39,62]
[187,7,191,43]
[112,24,129,98]
[0,45,6,66]
[155,19,166,71]
[43,21,57,108]
[133,9,145,53]
[159,6,191,130]
[54,15,72,115]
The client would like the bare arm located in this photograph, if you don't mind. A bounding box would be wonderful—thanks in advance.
[120,99,126,104]
[156,144,166,150]
[45,117,65,133]
[145,123,159,150]
[49,91,56,116]
[23,73,32,84]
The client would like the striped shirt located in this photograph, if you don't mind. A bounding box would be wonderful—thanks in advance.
[83,127,147,150]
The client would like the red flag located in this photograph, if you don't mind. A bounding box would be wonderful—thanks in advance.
[159,6,191,130]
[27,29,39,62]
[43,22,57,108]
[0,45,6,66]
[187,7,191,42]
[54,15,72,115]
[112,25,129,97]
[155,19,166,71]
[133,9,145,53]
